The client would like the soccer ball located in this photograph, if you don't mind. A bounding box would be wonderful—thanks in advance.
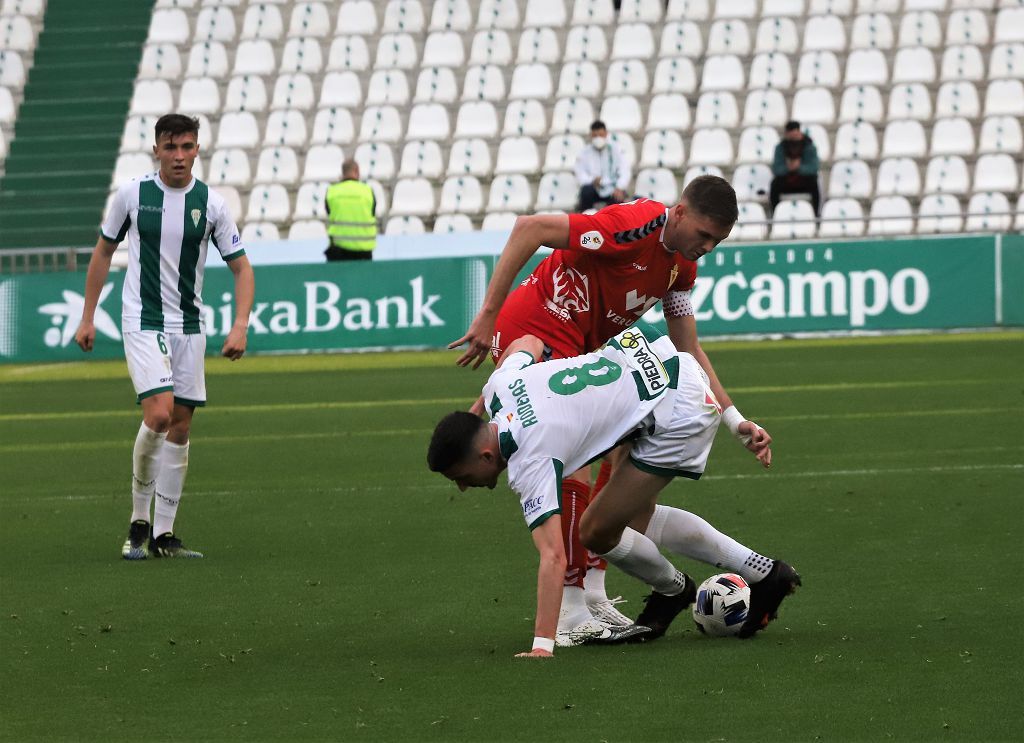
[692,573,751,637]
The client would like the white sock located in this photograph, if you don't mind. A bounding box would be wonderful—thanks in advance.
[584,566,608,600]
[645,504,775,583]
[153,440,189,537]
[599,528,688,596]
[131,423,166,523]
[558,585,593,630]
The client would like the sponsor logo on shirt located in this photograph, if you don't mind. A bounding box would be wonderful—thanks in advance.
[617,329,669,399]
[231,234,240,245]
[138,205,164,213]
[523,495,544,519]
[547,265,590,320]
[579,230,604,250]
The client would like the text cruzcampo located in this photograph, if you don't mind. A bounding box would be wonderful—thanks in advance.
[508,379,538,427]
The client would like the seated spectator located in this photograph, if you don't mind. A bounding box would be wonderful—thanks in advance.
[770,121,821,217]
[574,120,632,212]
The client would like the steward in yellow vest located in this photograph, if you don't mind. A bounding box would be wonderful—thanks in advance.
[325,159,377,261]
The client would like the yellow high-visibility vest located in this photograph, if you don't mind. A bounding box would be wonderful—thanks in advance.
[326,180,376,251]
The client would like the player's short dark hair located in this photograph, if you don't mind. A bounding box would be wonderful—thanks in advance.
[154,114,200,142]
[427,411,486,473]
[682,175,739,227]
[590,120,607,133]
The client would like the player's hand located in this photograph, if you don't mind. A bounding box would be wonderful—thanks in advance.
[74,320,95,352]
[738,421,772,469]
[449,314,495,369]
[468,395,485,417]
[221,325,248,361]
[514,649,553,659]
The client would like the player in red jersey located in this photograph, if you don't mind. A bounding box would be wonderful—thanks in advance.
[450,176,773,645]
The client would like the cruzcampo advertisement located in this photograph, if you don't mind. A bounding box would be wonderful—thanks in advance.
[0,236,1020,363]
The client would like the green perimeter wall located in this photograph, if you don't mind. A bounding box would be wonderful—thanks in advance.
[1,235,1022,363]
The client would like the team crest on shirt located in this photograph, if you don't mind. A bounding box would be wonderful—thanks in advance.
[579,230,603,250]
[668,263,679,290]
[546,265,590,318]
[190,209,202,228]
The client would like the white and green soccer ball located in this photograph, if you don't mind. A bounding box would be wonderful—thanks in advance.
[692,573,751,637]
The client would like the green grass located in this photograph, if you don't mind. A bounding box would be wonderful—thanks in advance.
[1,332,1022,742]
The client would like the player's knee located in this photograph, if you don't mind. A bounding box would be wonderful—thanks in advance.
[144,410,172,432]
[579,512,614,555]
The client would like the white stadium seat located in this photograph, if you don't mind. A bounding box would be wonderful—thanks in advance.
[288,221,328,240]
[941,44,985,81]
[565,25,609,62]
[701,54,745,90]
[550,97,595,135]
[844,49,888,85]
[543,134,586,173]
[688,128,733,165]
[121,115,158,152]
[946,9,989,45]
[366,70,410,106]
[494,136,540,175]
[888,83,932,121]
[463,64,506,101]
[208,148,252,187]
[139,44,182,80]
[875,157,922,196]
[414,67,458,104]
[272,74,315,111]
[336,0,378,34]
[131,80,174,116]
[385,216,426,235]
[833,121,879,160]
[518,28,560,64]
[924,156,970,195]
[311,107,355,145]
[433,214,475,233]
[743,88,788,126]
[989,43,1024,79]
[186,41,228,78]
[358,105,402,143]
[640,129,686,168]
[762,0,804,17]
[241,223,280,242]
[882,119,928,157]
[695,92,739,128]
[755,17,799,53]
[714,0,757,18]
[255,146,299,184]
[405,103,450,141]
[327,36,370,71]
[439,176,484,213]
[917,194,964,234]
[652,57,698,94]
[353,142,396,180]
[262,110,305,147]
[215,111,259,149]
[737,126,778,163]
[838,84,884,122]
[503,99,548,137]
[288,2,330,37]
[455,101,499,138]
[803,15,845,51]
[731,163,773,201]
[572,0,617,26]
[984,79,1024,116]
[233,40,275,76]
[423,31,465,67]
[0,50,26,88]
[850,13,894,50]
[477,0,519,29]
[178,77,220,115]
[979,115,1023,154]
[241,4,284,40]
[559,61,602,98]
[481,212,519,231]
[112,153,154,187]
[797,50,842,87]
[994,8,1024,43]
[819,198,866,237]
[375,33,417,70]
[828,159,873,198]
[534,171,578,211]
[606,59,650,95]
[246,184,291,223]
[805,124,831,161]
[223,75,267,113]
[293,181,330,220]
[487,175,533,213]
[893,47,936,83]
[936,81,980,118]
[600,95,643,133]
[390,177,435,217]
[791,87,836,124]
[321,71,366,107]
[868,196,914,235]
[661,20,704,57]
[148,9,190,45]
[612,23,656,59]
[930,117,975,155]
[448,138,493,177]
[965,191,1012,231]
[524,0,567,27]
[899,11,942,48]
[707,20,752,55]
[383,0,426,33]
[770,200,817,239]
[509,63,553,99]
[469,29,512,65]
[304,144,346,181]
[194,7,236,42]
[731,201,768,241]
[973,154,1018,192]
[749,52,793,89]
[634,167,680,203]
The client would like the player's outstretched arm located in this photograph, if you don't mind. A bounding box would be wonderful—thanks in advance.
[450,214,569,370]
[75,237,119,352]
[221,254,254,361]
[515,515,565,659]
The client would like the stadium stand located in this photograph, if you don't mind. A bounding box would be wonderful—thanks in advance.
[1,0,1022,251]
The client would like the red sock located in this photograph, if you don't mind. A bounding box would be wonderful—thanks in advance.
[560,479,592,589]
[586,461,613,571]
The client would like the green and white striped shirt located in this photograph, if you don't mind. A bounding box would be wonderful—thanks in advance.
[101,172,245,334]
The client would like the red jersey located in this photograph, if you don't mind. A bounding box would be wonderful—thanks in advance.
[494,199,697,358]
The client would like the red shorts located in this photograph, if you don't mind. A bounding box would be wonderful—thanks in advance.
[491,286,585,363]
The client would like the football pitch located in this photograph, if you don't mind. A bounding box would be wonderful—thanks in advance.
[1,331,1022,742]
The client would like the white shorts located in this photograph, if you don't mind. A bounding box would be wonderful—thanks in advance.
[123,330,207,407]
[630,369,722,480]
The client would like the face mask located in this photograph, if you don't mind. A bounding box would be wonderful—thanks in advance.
[591,136,607,150]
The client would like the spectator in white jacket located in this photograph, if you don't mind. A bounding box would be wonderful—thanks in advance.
[573,120,632,212]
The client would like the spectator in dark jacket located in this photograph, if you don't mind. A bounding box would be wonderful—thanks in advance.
[770,121,821,216]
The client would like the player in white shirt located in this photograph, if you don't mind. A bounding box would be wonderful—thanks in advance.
[428,325,800,657]
[75,114,255,560]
